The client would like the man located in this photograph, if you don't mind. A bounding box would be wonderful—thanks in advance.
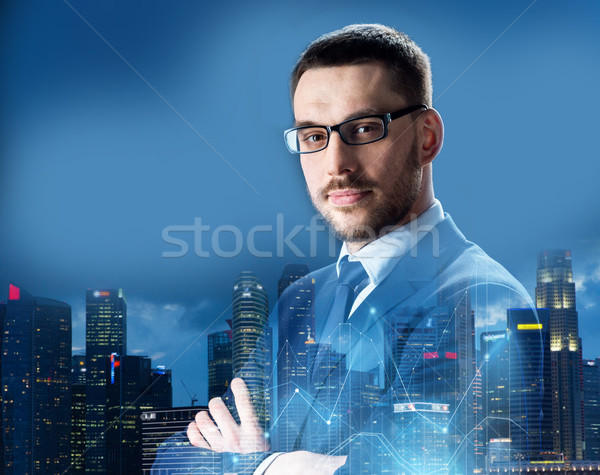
[155,24,540,474]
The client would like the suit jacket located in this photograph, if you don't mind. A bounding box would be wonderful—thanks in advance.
[153,214,543,474]
[273,213,539,474]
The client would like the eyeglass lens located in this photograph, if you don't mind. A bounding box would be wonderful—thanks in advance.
[286,117,386,153]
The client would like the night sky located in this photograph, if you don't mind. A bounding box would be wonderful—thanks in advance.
[1,0,599,406]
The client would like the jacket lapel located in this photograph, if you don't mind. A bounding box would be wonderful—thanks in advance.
[349,214,469,327]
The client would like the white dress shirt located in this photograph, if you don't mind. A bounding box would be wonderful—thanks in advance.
[337,199,445,317]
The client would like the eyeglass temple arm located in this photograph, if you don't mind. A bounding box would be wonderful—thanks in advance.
[389,104,429,120]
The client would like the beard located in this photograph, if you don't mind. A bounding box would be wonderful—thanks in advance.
[310,141,422,244]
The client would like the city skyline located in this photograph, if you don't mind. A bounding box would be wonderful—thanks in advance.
[2,1,600,410]
[3,246,600,471]
[3,245,600,409]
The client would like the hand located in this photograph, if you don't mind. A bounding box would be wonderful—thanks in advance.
[266,451,347,475]
[187,377,270,453]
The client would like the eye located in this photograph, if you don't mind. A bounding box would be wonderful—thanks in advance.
[351,121,383,136]
[356,125,374,134]
[305,133,326,143]
[342,119,385,143]
[299,128,327,144]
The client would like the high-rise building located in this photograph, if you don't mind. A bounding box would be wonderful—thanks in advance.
[0,300,5,470]
[306,342,349,454]
[232,271,269,428]
[71,355,87,474]
[536,250,584,460]
[277,264,313,397]
[104,354,172,474]
[583,358,600,460]
[207,329,233,401]
[141,406,219,474]
[393,402,450,473]
[106,354,152,474]
[85,288,127,473]
[437,280,477,473]
[1,284,71,474]
[264,324,274,429]
[276,264,314,451]
[507,307,553,460]
[480,330,510,443]
[148,366,173,409]
[384,279,475,473]
[384,304,462,470]
[487,438,512,467]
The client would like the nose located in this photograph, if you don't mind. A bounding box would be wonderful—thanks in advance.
[325,131,359,177]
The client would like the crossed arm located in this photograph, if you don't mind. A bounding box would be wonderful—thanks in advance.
[186,378,347,474]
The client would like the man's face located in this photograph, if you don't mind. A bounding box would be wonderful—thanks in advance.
[293,62,423,243]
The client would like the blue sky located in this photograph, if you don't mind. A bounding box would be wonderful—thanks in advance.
[1,0,599,406]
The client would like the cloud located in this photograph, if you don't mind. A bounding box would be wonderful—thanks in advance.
[127,299,176,322]
[163,304,181,311]
[573,254,600,358]
[472,283,530,331]
[574,259,600,307]
[574,276,586,293]
[474,301,508,329]
[72,309,86,329]
[176,300,223,331]
[119,295,220,405]
[574,260,600,294]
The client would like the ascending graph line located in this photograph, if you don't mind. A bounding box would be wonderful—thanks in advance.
[270,259,535,471]
[328,364,351,419]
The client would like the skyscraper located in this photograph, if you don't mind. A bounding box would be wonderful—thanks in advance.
[277,264,313,398]
[536,250,584,460]
[71,355,87,474]
[437,279,477,473]
[207,329,233,400]
[276,264,314,450]
[0,300,5,470]
[1,284,71,474]
[507,307,553,460]
[105,354,172,474]
[232,271,269,428]
[148,366,173,409]
[583,358,600,460]
[106,354,151,474]
[393,402,450,473]
[306,342,349,454]
[264,324,274,429]
[480,330,510,443]
[85,288,127,473]
[141,405,220,473]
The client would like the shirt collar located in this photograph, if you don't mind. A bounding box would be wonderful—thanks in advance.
[336,200,445,285]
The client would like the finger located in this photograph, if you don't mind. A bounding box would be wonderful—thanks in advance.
[208,397,240,451]
[230,378,259,428]
[194,410,225,452]
[187,421,210,449]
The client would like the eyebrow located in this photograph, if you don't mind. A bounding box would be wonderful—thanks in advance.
[293,107,385,127]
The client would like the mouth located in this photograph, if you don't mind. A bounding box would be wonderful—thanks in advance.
[327,189,371,206]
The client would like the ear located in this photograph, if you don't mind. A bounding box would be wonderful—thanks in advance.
[418,108,444,166]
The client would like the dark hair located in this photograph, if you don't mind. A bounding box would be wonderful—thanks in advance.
[291,24,432,107]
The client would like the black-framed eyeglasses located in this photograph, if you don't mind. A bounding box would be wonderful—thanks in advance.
[283,104,428,154]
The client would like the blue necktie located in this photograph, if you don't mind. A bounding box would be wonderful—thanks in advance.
[330,257,369,322]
